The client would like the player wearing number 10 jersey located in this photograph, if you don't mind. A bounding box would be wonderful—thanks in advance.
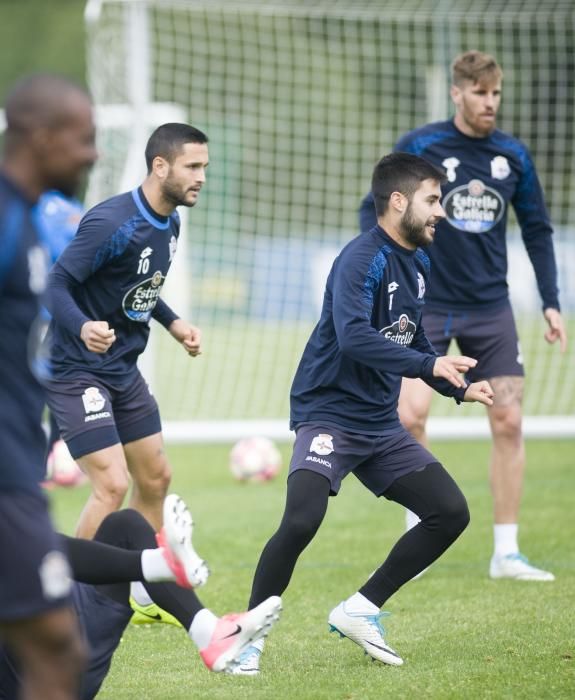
[44,123,209,540]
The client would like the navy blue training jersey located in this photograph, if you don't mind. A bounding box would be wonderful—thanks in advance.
[47,187,180,384]
[359,119,559,312]
[0,173,49,490]
[290,226,466,434]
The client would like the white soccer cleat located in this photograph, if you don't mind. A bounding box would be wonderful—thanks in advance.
[156,494,210,589]
[200,596,281,673]
[225,637,265,676]
[328,601,403,666]
[489,553,555,581]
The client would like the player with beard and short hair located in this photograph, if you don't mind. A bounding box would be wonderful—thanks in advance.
[43,123,208,543]
[359,50,567,582]
[236,152,495,673]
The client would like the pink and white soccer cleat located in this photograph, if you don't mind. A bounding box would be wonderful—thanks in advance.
[200,596,282,673]
[156,494,209,589]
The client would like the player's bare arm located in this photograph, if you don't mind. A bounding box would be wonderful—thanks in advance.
[432,355,477,388]
[80,320,116,353]
[463,380,495,406]
[543,307,567,352]
[169,318,202,357]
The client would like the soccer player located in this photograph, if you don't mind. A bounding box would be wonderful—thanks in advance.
[359,50,567,581]
[44,123,208,539]
[0,494,282,698]
[0,73,98,699]
[240,153,495,672]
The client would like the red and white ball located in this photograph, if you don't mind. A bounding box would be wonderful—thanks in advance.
[229,436,282,482]
[46,439,86,487]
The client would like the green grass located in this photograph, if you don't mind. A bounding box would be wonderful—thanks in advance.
[50,440,575,699]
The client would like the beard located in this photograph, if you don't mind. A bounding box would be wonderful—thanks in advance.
[400,201,434,247]
[161,176,197,209]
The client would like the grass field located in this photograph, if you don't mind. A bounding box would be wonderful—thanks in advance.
[50,439,574,699]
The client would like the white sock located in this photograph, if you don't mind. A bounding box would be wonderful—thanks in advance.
[190,608,218,649]
[405,509,421,532]
[130,580,153,606]
[140,549,173,582]
[493,524,519,558]
[343,592,379,615]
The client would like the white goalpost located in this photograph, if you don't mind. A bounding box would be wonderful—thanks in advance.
[84,0,575,441]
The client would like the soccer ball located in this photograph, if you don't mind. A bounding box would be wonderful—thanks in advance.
[229,436,282,482]
[46,439,86,487]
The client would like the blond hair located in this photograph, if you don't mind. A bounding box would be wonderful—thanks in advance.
[451,50,503,86]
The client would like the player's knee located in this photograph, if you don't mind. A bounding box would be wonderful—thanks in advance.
[490,410,522,444]
[282,508,322,547]
[92,470,131,507]
[99,506,148,533]
[438,491,470,541]
[399,406,427,441]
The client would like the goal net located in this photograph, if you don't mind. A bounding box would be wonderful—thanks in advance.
[84,0,575,441]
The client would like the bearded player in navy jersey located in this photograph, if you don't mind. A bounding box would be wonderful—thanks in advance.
[44,123,208,543]
[237,153,494,673]
[0,73,98,700]
[359,51,567,582]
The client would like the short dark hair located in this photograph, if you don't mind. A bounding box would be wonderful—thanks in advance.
[145,123,208,172]
[4,73,91,133]
[371,152,447,216]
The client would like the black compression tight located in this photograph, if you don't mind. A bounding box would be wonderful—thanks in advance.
[62,509,203,628]
[359,462,469,607]
[248,463,469,610]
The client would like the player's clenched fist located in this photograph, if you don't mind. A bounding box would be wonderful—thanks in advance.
[432,355,477,388]
[169,318,202,357]
[80,320,116,353]
[463,380,495,406]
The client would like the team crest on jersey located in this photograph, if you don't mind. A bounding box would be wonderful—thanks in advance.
[122,272,165,322]
[442,178,505,233]
[169,235,177,262]
[379,313,416,345]
[442,157,460,183]
[39,551,72,600]
[490,155,511,180]
[82,387,106,414]
[417,272,425,299]
[27,245,48,294]
[310,434,334,456]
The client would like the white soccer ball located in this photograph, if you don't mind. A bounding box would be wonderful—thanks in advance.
[46,439,86,487]
[229,436,282,482]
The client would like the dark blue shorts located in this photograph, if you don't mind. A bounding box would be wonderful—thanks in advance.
[289,423,437,496]
[44,370,161,459]
[0,490,72,621]
[422,302,524,381]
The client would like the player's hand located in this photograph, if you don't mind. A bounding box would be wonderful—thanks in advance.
[432,355,477,388]
[463,380,494,406]
[543,308,567,352]
[169,318,202,357]
[80,320,116,353]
